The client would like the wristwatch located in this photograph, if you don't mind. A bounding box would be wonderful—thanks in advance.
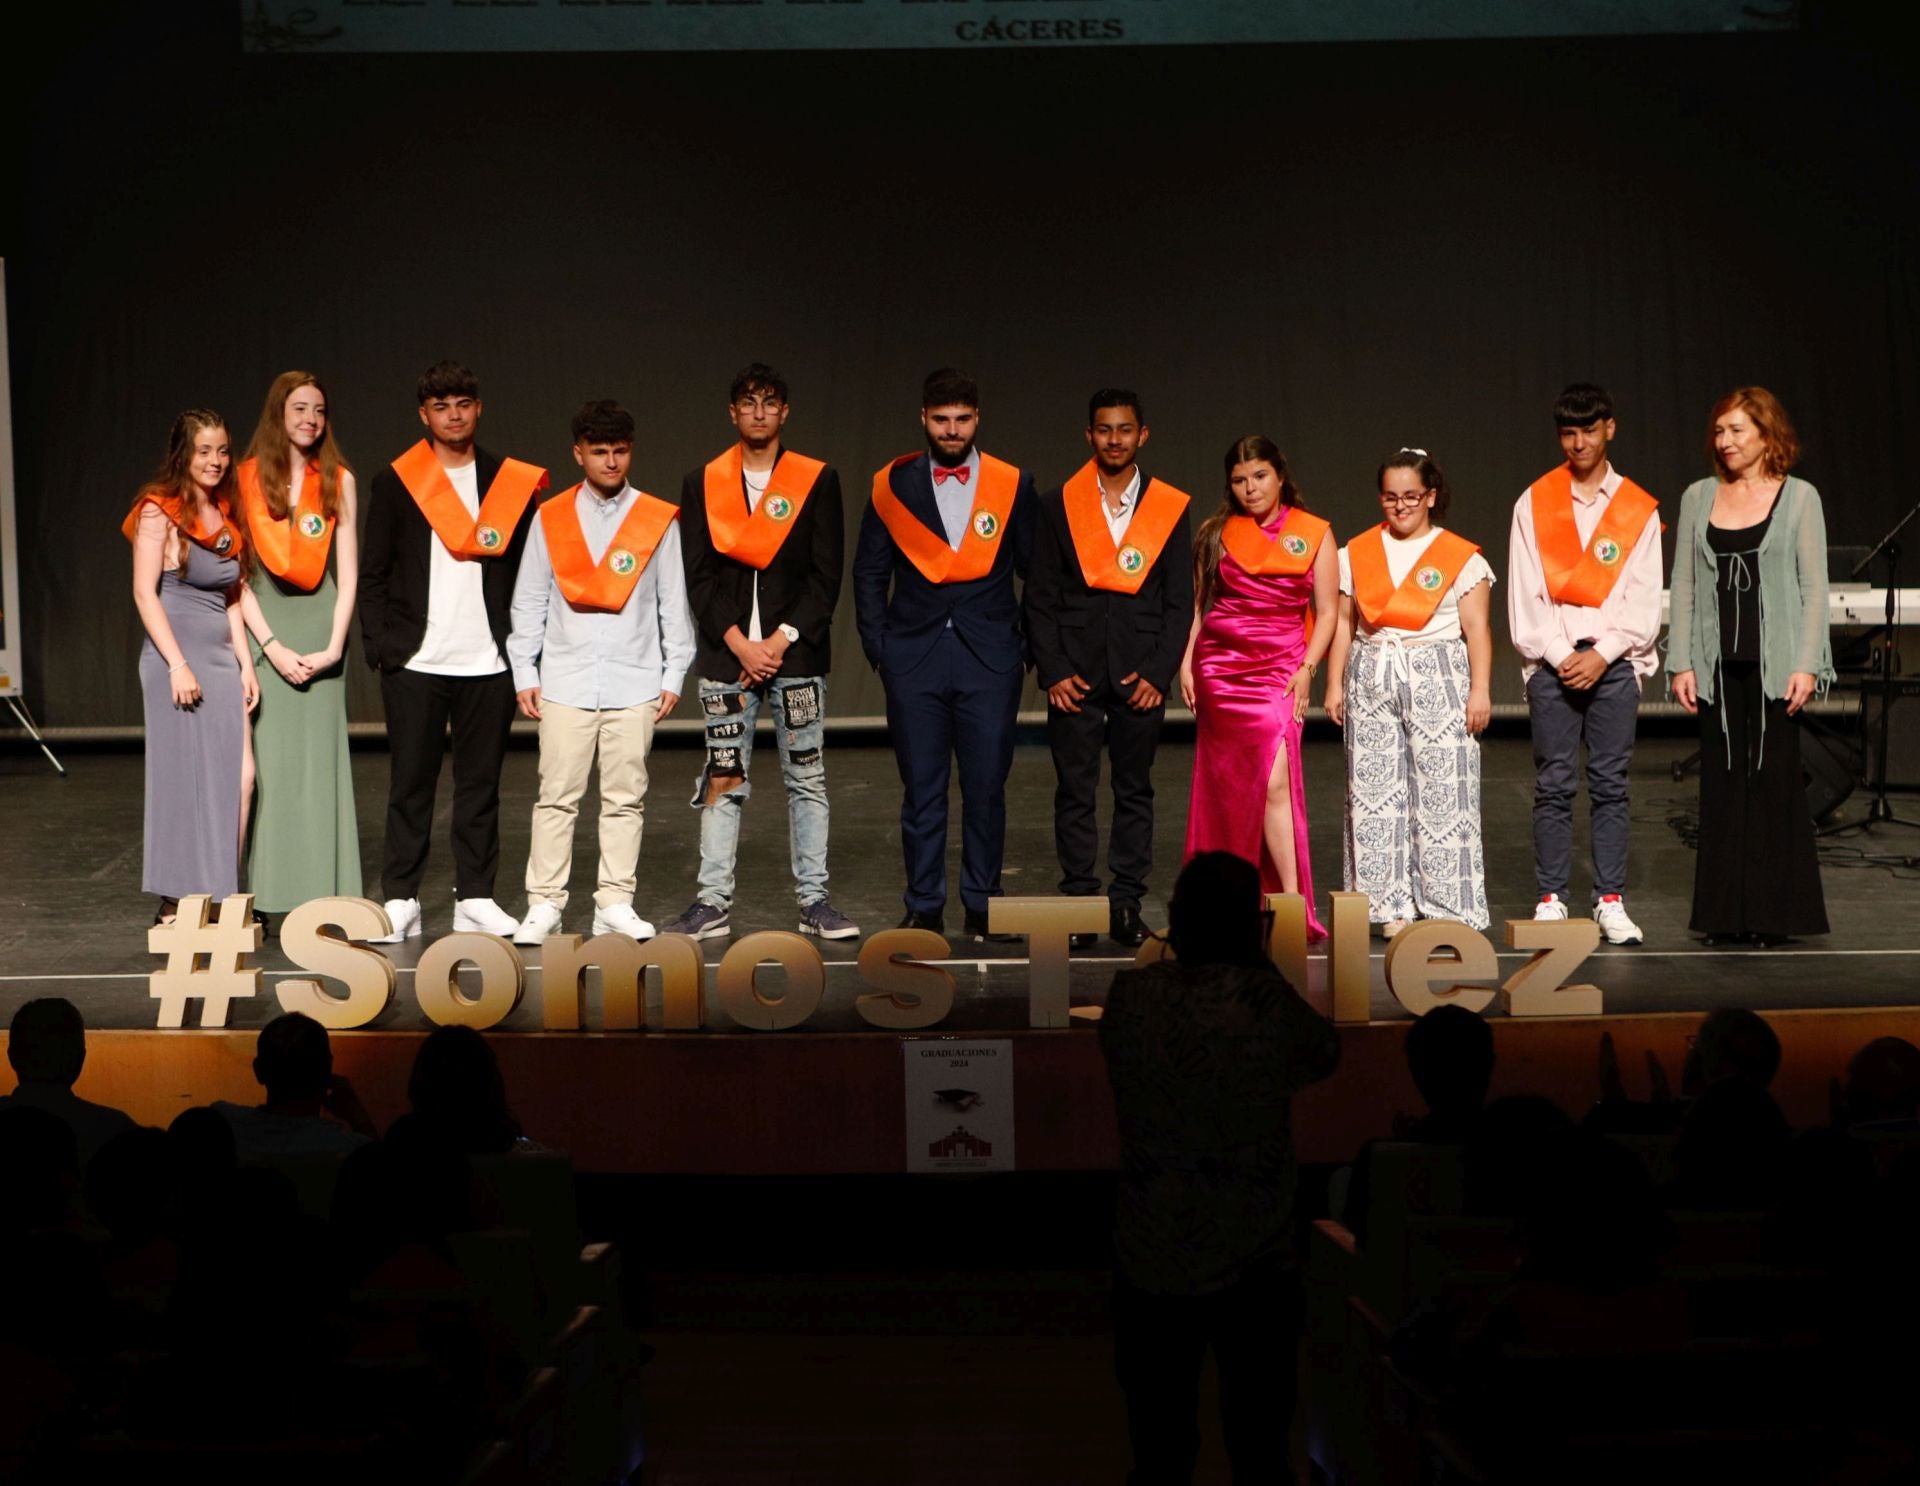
[777,624,800,644]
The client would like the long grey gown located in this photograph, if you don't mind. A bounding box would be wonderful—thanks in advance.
[140,541,244,899]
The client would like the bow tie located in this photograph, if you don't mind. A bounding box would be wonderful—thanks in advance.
[932,464,971,485]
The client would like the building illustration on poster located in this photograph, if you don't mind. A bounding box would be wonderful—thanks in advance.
[904,1040,1015,1173]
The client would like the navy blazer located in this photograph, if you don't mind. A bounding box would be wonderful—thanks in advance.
[1024,474,1195,695]
[853,451,1035,676]
[359,445,539,673]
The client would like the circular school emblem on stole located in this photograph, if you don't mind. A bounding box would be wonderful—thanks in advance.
[299,512,326,539]
[1415,565,1444,592]
[213,529,233,555]
[972,510,1000,541]
[765,495,793,522]
[1594,537,1622,567]
[610,549,636,576]
[1281,533,1310,558]
[1117,545,1145,575]
[477,525,502,550]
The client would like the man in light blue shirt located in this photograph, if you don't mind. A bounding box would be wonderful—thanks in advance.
[507,401,695,941]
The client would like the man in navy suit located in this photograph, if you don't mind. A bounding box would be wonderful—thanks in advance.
[854,368,1035,941]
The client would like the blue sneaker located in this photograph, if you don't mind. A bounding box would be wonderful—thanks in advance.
[662,901,731,940]
[798,900,860,940]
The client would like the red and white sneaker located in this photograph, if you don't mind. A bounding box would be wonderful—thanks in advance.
[1532,893,1570,922]
[1594,894,1643,945]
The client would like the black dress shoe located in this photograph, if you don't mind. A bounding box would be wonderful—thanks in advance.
[1068,932,1097,951]
[1109,903,1150,948]
[1702,932,1752,947]
[962,908,1017,944]
[898,909,945,933]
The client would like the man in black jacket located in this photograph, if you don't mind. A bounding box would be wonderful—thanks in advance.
[661,364,857,942]
[358,361,547,942]
[1024,389,1193,947]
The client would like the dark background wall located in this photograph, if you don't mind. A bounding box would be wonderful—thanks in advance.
[4,4,1913,727]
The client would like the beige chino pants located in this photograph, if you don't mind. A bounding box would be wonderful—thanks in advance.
[525,699,657,908]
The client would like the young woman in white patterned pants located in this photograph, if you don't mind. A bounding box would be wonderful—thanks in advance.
[1324,451,1494,934]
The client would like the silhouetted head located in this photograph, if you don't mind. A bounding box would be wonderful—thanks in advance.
[1404,1005,1495,1120]
[1167,851,1267,969]
[85,1127,175,1244]
[251,1012,333,1105]
[1683,1008,1782,1096]
[1843,1037,1920,1125]
[7,997,87,1086]
[1673,1079,1791,1211]
[0,1104,80,1232]
[408,1025,521,1154]
[1518,1127,1674,1290]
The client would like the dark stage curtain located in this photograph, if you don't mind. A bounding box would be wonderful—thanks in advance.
[6,15,1915,728]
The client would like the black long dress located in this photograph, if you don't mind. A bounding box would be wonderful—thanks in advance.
[1689,511,1829,939]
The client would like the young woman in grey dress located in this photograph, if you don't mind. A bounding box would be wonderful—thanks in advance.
[126,410,261,921]
[235,371,362,913]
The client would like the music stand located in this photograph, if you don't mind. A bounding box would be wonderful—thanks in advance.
[1825,499,1920,834]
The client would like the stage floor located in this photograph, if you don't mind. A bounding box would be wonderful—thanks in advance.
[3,732,1917,1031]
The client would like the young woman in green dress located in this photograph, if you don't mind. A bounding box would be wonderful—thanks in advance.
[236,371,363,915]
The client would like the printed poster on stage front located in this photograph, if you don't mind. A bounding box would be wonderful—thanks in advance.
[904,1040,1014,1173]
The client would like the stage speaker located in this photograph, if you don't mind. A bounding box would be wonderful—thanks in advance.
[1859,684,1920,788]
[1801,721,1858,824]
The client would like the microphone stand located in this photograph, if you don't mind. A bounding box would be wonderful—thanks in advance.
[1831,499,1920,832]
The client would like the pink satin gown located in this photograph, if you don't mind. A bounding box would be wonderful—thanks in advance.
[1184,535,1326,940]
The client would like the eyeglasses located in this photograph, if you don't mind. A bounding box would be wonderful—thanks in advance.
[733,396,786,414]
[1379,492,1431,509]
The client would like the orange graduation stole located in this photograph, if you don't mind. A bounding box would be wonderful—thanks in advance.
[391,440,547,559]
[1529,465,1659,608]
[1348,525,1481,631]
[1221,507,1331,576]
[237,458,332,591]
[703,446,826,570]
[870,454,1020,584]
[1061,462,1191,595]
[121,490,245,561]
[539,486,679,613]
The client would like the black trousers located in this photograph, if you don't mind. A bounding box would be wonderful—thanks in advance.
[1047,677,1166,907]
[1112,1259,1304,1485]
[379,667,517,901]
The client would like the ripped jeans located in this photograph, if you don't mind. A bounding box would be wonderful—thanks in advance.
[692,674,830,909]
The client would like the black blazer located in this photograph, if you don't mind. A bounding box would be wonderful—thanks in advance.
[1024,474,1194,695]
[676,451,844,680]
[358,445,538,673]
[852,451,1035,676]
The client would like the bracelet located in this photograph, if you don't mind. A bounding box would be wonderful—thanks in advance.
[168,662,189,675]
[258,634,276,649]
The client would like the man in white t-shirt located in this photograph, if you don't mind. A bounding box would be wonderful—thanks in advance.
[359,362,549,942]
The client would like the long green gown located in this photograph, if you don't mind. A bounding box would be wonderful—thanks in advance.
[247,562,362,910]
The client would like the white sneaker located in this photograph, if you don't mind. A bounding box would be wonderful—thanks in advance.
[453,897,519,936]
[1594,895,1643,945]
[513,901,565,946]
[592,902,656,940]
[1533,894,1570,922]
[369,897,421,943]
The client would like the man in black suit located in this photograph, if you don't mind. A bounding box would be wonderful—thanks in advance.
[853,368,1035,941]
[359,361,547,942]
[662,362,858,943]
[1026,389,1194,949]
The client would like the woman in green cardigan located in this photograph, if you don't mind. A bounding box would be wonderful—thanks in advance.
[1668,387,1832,946]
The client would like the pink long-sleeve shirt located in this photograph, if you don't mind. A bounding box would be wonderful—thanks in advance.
[1507,463,1664,685]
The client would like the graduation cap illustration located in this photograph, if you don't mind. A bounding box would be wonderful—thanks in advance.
[934,1088,983,1112]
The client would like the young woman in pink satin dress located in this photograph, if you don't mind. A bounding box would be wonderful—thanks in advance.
[1178,437,1338,938]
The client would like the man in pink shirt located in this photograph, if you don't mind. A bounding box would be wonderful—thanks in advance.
[1507,384,1663,945]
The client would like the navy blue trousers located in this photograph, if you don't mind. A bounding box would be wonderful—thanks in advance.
[883,627,1024,915]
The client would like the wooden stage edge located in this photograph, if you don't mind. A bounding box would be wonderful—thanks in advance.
[7,1006,1918,1174]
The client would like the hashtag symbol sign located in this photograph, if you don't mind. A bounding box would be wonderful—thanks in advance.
[148,894,263,1028]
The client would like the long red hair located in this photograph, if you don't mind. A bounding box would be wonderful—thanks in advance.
[245,370,351,519]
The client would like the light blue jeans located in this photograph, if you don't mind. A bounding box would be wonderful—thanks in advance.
[692,675,830,908]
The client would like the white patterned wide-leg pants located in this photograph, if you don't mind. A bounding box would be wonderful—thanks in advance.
[1341,636,1488,929]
